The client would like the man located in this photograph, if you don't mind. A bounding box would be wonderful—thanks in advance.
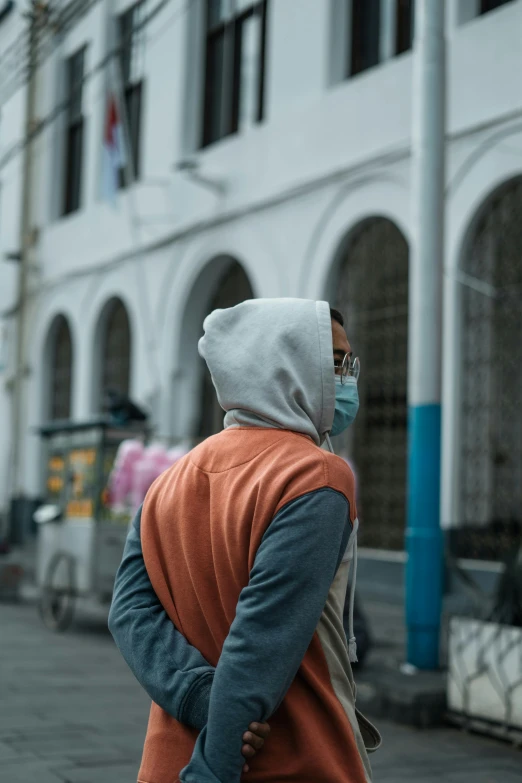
[109,299,380,782]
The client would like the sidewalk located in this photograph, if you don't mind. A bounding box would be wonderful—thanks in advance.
[371,719,522,783]
[2,542,519,754]
[0,544,463,730]
[1,600,520,783]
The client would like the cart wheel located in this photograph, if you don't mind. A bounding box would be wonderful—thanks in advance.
[38,552,76,632]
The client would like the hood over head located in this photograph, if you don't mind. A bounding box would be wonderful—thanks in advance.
[198,298,335,446]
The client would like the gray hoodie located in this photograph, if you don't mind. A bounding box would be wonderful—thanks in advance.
[198,298,335,445]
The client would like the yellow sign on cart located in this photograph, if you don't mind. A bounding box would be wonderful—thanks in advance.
[66,499,94,518]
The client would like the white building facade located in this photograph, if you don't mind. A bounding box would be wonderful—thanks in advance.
[1,0,521,560]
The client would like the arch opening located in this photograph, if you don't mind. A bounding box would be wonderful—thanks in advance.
[45,314,73,422]
[331,217,410,550]
[457,176,522,561]
[94,297,132,413]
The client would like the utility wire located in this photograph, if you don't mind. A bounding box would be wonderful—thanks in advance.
[1,2,124,104]
[0,0,107,105]
[0,0,192,173]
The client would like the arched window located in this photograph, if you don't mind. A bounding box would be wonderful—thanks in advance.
[459,177,522,560]
[99,298,131,409]
[49,315,73,420]
[198,260,254,438]
[334,218,409,550]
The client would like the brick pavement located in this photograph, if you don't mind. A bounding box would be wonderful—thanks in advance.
[1,600,520,782]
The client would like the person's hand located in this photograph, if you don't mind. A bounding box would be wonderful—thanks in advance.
[241,721,271,773]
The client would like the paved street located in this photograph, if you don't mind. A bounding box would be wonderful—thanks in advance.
[1,600,520,783]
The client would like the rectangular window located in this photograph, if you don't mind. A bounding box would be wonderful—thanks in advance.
[395,0,414,55]
[118,0,145,184]
[349,0,381,76]
[202,0,268,148]
[480,0,513,14]
[63,47,85,216]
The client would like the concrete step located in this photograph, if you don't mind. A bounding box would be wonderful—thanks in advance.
[355,661,447,729]
[355,598,447,729]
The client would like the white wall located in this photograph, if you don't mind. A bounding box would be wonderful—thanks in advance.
[267,0,331,116]
[0,0,521,527]
[33,0,522,281]
[449,0,522,133]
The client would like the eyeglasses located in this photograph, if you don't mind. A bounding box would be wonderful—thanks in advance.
[334,354,360,384]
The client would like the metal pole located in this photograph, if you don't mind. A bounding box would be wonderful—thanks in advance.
[9,1,40,536]
[406,0,446,670]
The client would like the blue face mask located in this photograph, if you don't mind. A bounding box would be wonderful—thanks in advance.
[331,377,359,437]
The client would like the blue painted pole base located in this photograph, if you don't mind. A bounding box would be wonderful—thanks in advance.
[407,629,440,672]
[406,404,443,670]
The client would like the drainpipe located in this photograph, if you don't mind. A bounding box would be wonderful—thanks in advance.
[9,1,41,540]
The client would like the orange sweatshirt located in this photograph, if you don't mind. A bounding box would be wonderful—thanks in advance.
[139,427,379,783]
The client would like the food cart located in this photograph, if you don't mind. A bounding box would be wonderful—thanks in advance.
[35,419,148,631]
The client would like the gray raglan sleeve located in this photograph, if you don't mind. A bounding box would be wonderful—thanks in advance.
[108,507,214,731]
[179,487,352,783]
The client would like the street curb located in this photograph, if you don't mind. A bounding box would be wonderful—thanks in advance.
[355,667,447,729]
